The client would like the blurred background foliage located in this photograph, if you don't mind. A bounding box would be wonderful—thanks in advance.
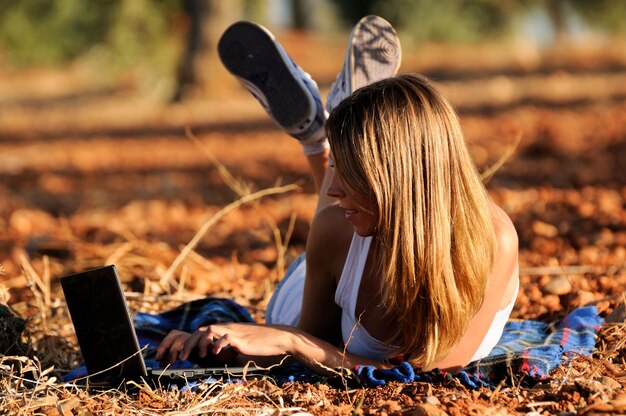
[567,0,626,34]
[0,0,180,67]
[0,0,624,100]
[335,0,525,43]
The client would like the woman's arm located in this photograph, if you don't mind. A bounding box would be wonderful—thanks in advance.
[156,322,386,375]
[296,204,352,344]
[156,205,376,373]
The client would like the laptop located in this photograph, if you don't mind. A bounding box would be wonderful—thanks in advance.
[60,264,261,386]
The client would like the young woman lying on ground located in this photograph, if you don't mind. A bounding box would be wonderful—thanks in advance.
[156,16,520,374]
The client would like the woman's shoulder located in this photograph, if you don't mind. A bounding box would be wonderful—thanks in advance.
[490,202,519,261]
[306,204,354,276]
[489,201,519,308]
[310,204,354,242]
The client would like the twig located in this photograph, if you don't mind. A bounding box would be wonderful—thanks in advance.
[19,254,49,331]
[188,127,301,285]
[184,249,217,272]
[519,265,598,276]
[351,391,365,416]
[124,292,204,302]
[336,312,366,394]
[0,264,8,305]
[105,241,136,266]
[236,355,290,375]
[160,184,299,286]
[275,212,297,281]
[176,264,189,297]
[68,346,149,383]
[19,254,47,300]
[42,256,51,311]
[189,125,301,269]
[584,325,626,379]
[481,131,522,182]
[260,210,297,284]
[186,127,250,197]
[526,401,557,408]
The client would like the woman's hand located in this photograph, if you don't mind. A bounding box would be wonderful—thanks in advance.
[155,329,192,365]
[155,324,295,365]
[182,323,294,360]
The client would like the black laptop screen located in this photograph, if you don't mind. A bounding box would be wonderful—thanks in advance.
[61,265,147,379]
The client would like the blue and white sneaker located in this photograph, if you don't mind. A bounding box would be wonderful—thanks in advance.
[218,21,327,152]
[326,15,402,113]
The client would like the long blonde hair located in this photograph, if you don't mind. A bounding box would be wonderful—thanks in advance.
[325,74,496,368]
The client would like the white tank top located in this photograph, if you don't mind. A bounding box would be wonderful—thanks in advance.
[334,234,400,359]
[334,233,519,362]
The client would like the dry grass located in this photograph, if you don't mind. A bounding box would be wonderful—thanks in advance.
[0,153,317,415]
[2,45,626,413]
[2,143,625,414]
[2,207,625,415]
[0,355,310,415]
[1,140,625,415]
[0,217,312,415]
[1,314,626,415]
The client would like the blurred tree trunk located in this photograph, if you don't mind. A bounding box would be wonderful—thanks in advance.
[291,0,311,30]
[172,0,243,102]
[547,0,567,43]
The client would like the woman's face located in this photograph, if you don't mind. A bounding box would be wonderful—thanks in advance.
[325,156,378,237]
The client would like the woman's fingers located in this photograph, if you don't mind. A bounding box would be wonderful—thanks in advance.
[157,323,285,365]
[168,334,189,364]
[155,330,181,360]
[155,330,191,364]
[180,329,208,360]
[155,326,245,365]
[196,328,215,357]
[189,325,240,356]
[212,333,235,355]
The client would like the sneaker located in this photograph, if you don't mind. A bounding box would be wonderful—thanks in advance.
[218,21,326,146]
[326,15,402,113]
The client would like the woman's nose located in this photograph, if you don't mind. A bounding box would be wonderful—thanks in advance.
[325,169,346,199]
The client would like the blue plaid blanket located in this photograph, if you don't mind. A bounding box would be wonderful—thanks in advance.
[355,305,603,388]
[134,297,255,370]
[64,298,603,389]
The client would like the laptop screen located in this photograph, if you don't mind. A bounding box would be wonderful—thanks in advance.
[61,265,148,380]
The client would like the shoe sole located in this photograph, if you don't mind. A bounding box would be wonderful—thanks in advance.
[218,21,315,131]
[347,15,402,92]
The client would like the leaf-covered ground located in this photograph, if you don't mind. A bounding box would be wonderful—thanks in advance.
[1,35,625,414]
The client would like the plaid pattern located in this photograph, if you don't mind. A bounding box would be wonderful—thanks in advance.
[354,306,604,388]
[134,297,254,347]
[64,299,603,388]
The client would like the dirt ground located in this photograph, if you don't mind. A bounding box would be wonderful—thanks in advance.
[1,34,626,414]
